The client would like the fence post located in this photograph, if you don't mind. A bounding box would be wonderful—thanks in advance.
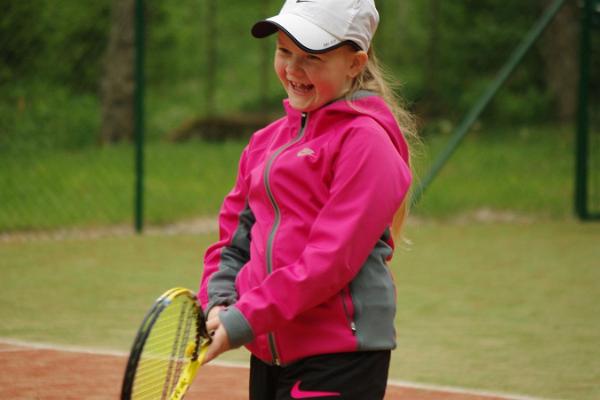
[134,0,145,233]
[575,0,595,220]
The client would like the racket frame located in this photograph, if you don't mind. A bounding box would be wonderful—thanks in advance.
[120,287,210,400]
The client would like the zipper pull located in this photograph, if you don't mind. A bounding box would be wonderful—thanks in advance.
[351,321,357,335]
[301,112,307,128]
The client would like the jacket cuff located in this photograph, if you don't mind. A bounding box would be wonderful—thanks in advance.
[219,306,254,348]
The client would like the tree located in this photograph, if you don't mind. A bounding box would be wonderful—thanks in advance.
[205,0,217,116]
[100,0,135,144]
[424,0,441,117]
[538,0,580,122]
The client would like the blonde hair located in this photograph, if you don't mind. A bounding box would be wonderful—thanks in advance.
[345,47,418,238]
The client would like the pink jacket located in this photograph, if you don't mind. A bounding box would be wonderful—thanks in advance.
[199,92,411,365]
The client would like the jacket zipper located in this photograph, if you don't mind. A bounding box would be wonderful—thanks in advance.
[263,112,308,365]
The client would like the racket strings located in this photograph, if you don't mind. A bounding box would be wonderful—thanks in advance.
[131,296,199,400]
[163,302,194,398]
[162,304,187,397]
[134,338,190,396]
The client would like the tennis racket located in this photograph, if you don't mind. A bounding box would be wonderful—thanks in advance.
[121,287,211,400]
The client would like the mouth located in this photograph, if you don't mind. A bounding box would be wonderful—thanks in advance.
[289,80,314,94]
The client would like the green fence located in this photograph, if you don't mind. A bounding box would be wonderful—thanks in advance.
[0,2,129,232]
[1,0,597,235]
[575,0,600,220]
[0,0,275,233]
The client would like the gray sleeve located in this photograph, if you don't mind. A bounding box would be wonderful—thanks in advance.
[206,203,255,313]
[219,305,254,348]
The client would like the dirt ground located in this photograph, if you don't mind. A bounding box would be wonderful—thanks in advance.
[0,342,519,400]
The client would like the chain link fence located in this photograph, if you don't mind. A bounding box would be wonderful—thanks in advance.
[0,0,278,234]
[0,1,128,232]
[1,0,596,235]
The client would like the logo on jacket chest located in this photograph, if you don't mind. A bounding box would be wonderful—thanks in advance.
[296,147,316,157]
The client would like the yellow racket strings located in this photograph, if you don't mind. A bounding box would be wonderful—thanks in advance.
[131,295,198,400]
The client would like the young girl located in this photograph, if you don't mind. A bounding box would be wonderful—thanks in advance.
[199,0,414,398]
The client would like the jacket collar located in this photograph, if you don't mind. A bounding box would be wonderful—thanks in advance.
[282,90,378,121]
[281,91,409,164]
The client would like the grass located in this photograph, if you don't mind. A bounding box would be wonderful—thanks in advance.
[0,234,208,347]
[1,107,598,398]
[0,123,590,232]
[393,220,600,399]
[413,124,576,218]
[0,140,245,231]
[0,220,599,399]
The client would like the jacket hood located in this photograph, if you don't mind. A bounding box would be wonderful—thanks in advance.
[282,91,410,164]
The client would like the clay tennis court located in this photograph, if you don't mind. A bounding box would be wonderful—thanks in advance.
[0,340,542,400]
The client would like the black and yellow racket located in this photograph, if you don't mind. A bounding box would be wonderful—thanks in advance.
[121,288,211,400]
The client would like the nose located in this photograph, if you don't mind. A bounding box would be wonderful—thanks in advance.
[285,56,303,77]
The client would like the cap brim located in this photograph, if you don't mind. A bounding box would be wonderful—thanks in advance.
[251,14,349,54]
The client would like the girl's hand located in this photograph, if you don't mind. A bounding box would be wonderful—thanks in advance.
[202,311,232,365]
[207,305,224,322]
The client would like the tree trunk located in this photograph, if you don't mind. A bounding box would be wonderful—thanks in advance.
[100,0,135,144]
[538,0,579,122]
[206,0,217,116]
[425,0,441,117]
[259,0,271,111]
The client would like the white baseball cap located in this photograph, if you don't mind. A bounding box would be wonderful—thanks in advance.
[251,0,379,53]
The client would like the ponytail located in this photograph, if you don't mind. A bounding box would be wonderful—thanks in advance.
[346,47,418,238]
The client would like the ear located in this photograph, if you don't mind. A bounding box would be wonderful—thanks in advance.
[348,50,369,79]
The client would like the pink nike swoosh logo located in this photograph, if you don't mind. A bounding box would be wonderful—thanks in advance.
[291,380,341,399]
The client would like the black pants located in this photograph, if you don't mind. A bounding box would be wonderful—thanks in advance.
[249,351,391,400]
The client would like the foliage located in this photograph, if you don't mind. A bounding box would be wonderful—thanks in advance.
[381,0,558,123]
[0,0,597,232]
[0,0,110,91]
[0,80,101,152]
[0,2,45,83]
[1,0,590,143]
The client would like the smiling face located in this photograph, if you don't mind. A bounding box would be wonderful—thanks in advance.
[274,32,368,112]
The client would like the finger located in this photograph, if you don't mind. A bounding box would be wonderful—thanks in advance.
[202,334,222,365]
[206,317,220,333]
[207,305,224,321]
[201,325,231,365]
[202,346,216,365]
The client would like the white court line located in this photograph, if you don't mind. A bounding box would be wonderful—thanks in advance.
[0,347,37,353]
[386,379,556,400]
[0,337,251,369]
[0,337,556,400]
[0,337,128,357]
